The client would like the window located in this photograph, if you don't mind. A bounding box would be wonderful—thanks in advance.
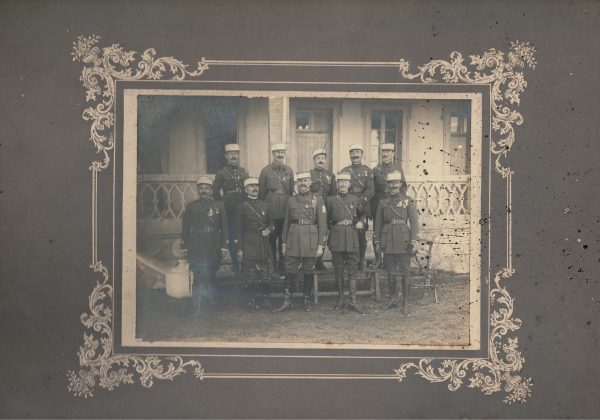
[443,107,471,176]
[370,110,403,163]
[295,109,331,133]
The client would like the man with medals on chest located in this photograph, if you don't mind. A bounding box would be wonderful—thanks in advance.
[325,172,366,314]
[181,176,229,314]
[258,143,294,272]
[371,143,407,222]
[273,172,327,313]
[341,144,374,271]
[235,177,274,312]
[309,148,336,271]
[212,143,248,272]
[373,171,419,314]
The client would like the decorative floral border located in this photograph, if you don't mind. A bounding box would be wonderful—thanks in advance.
[67,35,536,403]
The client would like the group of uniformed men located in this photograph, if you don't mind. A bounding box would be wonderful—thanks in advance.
[181,142,419,315]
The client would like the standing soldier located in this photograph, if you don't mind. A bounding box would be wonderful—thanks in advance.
[235,177,274,312]
[310,148,336,271]
[373,171,419,314]
[325,172,366,314]
[259,143,294,271]
[273,172,327,312]
[181,176,229,314]
[371,143,407,219]
[341,144,374,270]
[213,143,248,272]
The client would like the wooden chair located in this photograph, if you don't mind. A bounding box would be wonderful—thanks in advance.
[406,240,439,313]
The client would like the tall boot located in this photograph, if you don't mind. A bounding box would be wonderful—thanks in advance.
[385,274,398,310]
[303,273,314,312]
[333,270,345,310]
[346,275,365,315]
[273,273,294,313]
[401,275,409,315]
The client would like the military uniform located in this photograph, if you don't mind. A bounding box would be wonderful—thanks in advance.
[325,191,366,313]
[274,190,327,311]
[310,168,337,198]
[371,162,406,217]
[181,195,228,313]
[235,196,274,311]
[341,163,374,266]
[373,192,419,312]
[258,162,294,269]
[213,164,248,269]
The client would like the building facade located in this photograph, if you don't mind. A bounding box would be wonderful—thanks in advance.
[137,95,472,274]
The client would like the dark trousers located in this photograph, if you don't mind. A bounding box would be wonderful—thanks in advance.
[226,210,239,268]
[357,228,367,262]
[269,218,285,266]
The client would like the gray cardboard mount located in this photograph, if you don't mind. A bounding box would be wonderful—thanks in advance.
[1,0,599,418]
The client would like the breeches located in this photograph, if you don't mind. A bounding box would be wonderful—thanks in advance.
[331,251,359,275]
[383,253,411,274]
[284,256,316,274]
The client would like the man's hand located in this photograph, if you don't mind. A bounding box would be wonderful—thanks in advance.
[316,245,324,258]
[281,244,286,256]
[410,240,419,250]
[260,228,270,237]
[355,221,364,230]
[236,249,244,262]
[221,248,228,259]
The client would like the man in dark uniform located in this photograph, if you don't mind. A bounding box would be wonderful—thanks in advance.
[325,172,366,314]
[258,143,294,272]
[373,171,419,314]
[273,172,327,312]
[181,176,229,314]
[212,143,248,272]
[309,148,336,271]
[371,143,407,219]
[235,177,274,312]
[341,144,374,270]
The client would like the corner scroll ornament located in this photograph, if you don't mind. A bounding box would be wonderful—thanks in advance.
[68,35,207,398]
[70,34,209,172]
[398,40,536,177]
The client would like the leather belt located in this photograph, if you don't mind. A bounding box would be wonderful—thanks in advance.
[290,219,314,225]
[336,219,354,226]
[192,226,217,232]
[224,189,242,194]
[389,219,407,225]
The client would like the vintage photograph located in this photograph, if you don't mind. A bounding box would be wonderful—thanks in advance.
[124,89,482,349]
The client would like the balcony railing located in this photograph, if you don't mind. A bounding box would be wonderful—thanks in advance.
[137,174,470,225]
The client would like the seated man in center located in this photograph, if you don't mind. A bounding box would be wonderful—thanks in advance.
[273,172,327,312]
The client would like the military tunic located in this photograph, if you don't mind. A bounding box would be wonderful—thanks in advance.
[341,163,375,216]
[181,198,228,266]
[258,162,294,219]
[282,192,327,273]
[325,194,364,253]
[310,168,337,198]
[325,193,365,275]
[373,194,419,273]
[371,162,406,216]
[235,197,273,264]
